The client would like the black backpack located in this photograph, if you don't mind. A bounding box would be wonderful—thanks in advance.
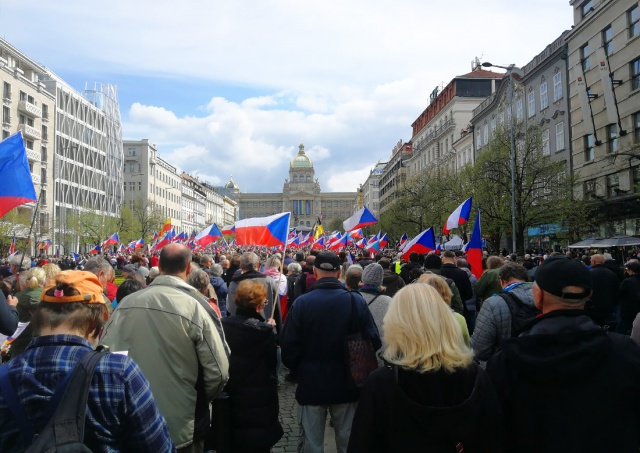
[498,290,541,338]
[0,348,109,452]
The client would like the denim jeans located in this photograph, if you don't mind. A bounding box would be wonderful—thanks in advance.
[297,402,357,453]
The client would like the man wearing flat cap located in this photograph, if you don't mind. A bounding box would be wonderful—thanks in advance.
[487,256,640,452]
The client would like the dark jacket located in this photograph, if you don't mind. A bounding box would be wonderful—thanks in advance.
[382,269,405,298]
[487,310,640,453]
[587,265,620,325]
[222,309,283,450]
[281,278,381,405]
[400,262,422,284]
[286,273,300,311]
[292,268,316,303]
[209,275,228,316]
[0,291,18,337]
[618,274,640,334]
[227,270,281,338]
[440,263,474,305]
[222,265,240,287]
[348,364,502,453]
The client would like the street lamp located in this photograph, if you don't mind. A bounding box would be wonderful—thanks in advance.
[482,62,518,254]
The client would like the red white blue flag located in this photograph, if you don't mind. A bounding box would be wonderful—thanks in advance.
[195,224,223,248]
[443,197,473,235]
[402,227,436,256]
[0,132,37,218]
[466,208,483,279]
[235,212,290,247]
[343,206,377,232]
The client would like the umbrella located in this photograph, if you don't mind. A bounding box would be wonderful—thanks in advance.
[567,238,602,249]
[590,236,640,247]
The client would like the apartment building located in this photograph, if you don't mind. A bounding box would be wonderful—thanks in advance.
[568,0,640,235]
[0,38,55,249]
[378,140,412,214]
[359,162,386,219]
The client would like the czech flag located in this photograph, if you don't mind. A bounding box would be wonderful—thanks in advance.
[329,235,348,251]
[287,235,300,248]
[153,232,159,240]
[9,233,15,255]
[0,132,37,218]
[235,212,290,247]
[221,223,236,235]
[311,236,325,250]
[466,208,483,279]
[399,233,408,248]
[135,238,145,248]
[156,229,175,250]
[343,206,377,232]
[350,228,364,239]
[368,239,380,253]
[43,240,52,250]
[443,197,473,235]
[195,223,223,248]
[159,219,172,235]
[379,233,388,249]
[356,237,367,249]
[300,233,312,247]
[102,232,119,247]
[402,227,436,256]
[173,232,187,243]
[89,245,100,254]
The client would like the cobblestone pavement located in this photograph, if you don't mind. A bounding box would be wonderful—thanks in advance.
[273,375,337,453]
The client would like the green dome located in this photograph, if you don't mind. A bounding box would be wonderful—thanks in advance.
[291,143,312,168]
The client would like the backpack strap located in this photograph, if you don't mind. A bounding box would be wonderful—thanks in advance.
[367,293,382,306]
[30,349,109,449]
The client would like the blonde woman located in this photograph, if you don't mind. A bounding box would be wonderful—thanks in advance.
[348,284,502,453]
[418,273,470,346]
[11,267,47,358]
[41,263,61,285]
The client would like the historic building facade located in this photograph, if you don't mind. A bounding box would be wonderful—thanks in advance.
[236,143,358,230]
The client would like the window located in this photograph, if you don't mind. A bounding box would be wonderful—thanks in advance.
[540,81,549,110]
[630,4,640,38]
[516,99,523,121]
[483,124,489,144]
[19,91,27,101]
[607,173,620,197]
[556,122,565,151]
[26,140,33,150]
[581,43,590,71]
[553,72,563,101]
[581,0,594,19]
[476,130,482,148]
[2,106,9,124]
[584,179,596,198]
[1,130,8,140]
[2,82,10,99]
[585,134,595,161]
[542,129,550,156]
[632,57,640,90]
[635,111,640,142]
[603,25,614,55]
[42,104,49,119]
[127,147,136,156]
[527,90,536,117]
[607,124,619,153]
[41,125,47,141]
[490,117,496,135]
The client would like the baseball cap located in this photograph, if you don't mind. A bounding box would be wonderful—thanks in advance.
[314,251,340,271]
[41,271,107,318]
[535,256,591,300]
[122,264,136,274]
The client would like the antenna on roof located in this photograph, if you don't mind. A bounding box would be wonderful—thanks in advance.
[471,56,482,71]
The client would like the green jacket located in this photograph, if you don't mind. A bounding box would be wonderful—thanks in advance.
[11,287,43,357]
[100,275,229,449]
[475,268,502,304]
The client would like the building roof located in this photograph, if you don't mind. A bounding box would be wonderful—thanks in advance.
[291,143,313,168]
[225,176,239,190]
[458,68,504,79]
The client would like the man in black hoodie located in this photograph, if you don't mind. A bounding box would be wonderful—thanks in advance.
[487,256,640,452]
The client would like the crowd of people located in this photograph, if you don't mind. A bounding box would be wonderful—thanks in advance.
[1,243,640,452]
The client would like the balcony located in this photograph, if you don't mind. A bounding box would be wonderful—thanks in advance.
[18,123,41,141]
[26,149,40,162]
[31,173,41,185]
[18,100,42,118]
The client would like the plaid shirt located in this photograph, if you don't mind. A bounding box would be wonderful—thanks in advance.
[0,335,175,453]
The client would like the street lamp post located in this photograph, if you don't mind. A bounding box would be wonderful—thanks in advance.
[482,62,518,254]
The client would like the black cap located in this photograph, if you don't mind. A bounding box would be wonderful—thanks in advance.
[535,256,591,300]
[314,251,340,271]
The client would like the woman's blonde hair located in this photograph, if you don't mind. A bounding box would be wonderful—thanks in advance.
[265,256,281,269]
[25,267,47,289]
[417,273,452,306]
[382,284,472,373]
[42,263,61,285]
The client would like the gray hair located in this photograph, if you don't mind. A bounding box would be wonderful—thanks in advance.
[83,257,113,276]
[288,262,302,274]
[200,254,213,266]
[210,263,223,277]
[265,255,281,269]
[188,268,210,293]
[240,252,259,271]
[9,254,31,271]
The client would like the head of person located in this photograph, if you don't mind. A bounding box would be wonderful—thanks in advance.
[441,250,456,265]
[265,255,281,270]
[239,252,260,273]
[115,278,145,305]
[295,252,305,263]
[456,258,470,270]
[41,263,62,285]
[379,258,391,270]
[408,267,425,283]
[24,267,47,290]
[625,260,640,276]
[158,244,192,281]
[486,255,505,270]
[382,284,472,373]
[497,262,528,288]
[288,262,302,276]
[188,268,211,297]
[361,263,384,289]
[210,263,223,277]
[313,252,341,280]
[344,264,363,290]
[591,254,605,266]
[9,253,31,275]
[230,255,241,268]
[200,254,214,269]
[304,255,316,269]
[418,273,453,306]
[84,257,114,289]
[408,252,420,263]
[533,256,592,314]
[234,279,268,313]
[34,270,108,343]
[423,253,442,270]
[221,259,230,270]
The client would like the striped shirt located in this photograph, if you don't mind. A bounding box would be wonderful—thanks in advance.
[0,334,175,453]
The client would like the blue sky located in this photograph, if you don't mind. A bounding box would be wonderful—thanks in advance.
[1,0,573,193]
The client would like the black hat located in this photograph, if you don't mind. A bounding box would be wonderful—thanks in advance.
[625,260,640,274]
[314,251,340,271]
[535,256,591,300]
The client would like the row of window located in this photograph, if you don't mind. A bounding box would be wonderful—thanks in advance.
[584,167,640,199]
[584,112,640,162]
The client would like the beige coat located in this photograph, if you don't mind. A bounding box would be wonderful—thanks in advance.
[100,275,229,449]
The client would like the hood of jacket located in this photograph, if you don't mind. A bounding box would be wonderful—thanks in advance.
[501,310,609,385]
[500,282,535,307]
[262,266,281,280]
[232,269,268,283]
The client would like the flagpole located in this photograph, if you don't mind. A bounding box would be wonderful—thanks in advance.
[19,186,44,270]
